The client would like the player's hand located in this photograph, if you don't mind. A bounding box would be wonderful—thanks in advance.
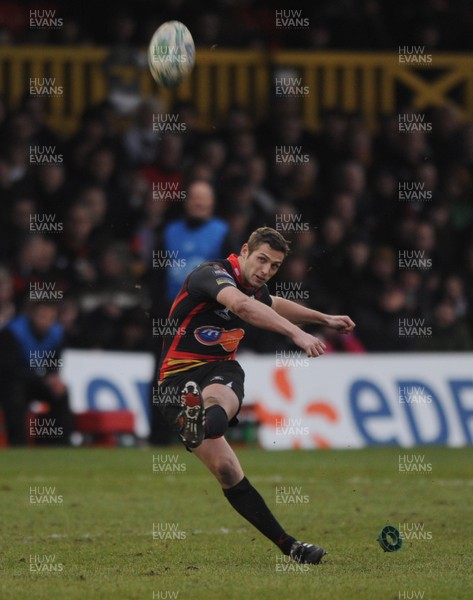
[325,315,356,334]
[291,329,326,358]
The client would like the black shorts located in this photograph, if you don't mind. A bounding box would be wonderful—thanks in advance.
[155,360,245,430]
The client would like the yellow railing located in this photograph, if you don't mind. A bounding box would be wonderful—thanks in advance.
[0,47,472,134]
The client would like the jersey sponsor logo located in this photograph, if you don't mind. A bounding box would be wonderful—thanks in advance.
[194,326,245,352]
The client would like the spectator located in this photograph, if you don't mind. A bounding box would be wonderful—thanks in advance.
[316,215,349,292]
[34,164,69,219]
[123,98,162,167]
[287,158,322,224]
[345,121,373,167]
[0,267,15,328]
[338,234,372,305]
[6,141,30,187]
[399,269,431,319]
[0,301,72,445]
[246,154,276,213]
[334,160,369,213]
[103,12,144,116]
[366,245,397,297]
[186,161,215,186]
[66,109,109,175]
[442,164,473,234]
[20,94,59,147]
[198,138,227,179]
[1,196,37,260]
[222,206,254,256]
[228,130,258,164]
[56,203,104,291]
[131,187,168,270]
[58,296,82,347]
[354,286,411,351]
[77,240,147,350]
[222,175,273,235]
[441,275,469,319]
[331,192,358,230]
[9,235,62,303]
[173,101,201,159]
[0,154,18,204]
[417,301,472,352]
[314,110,348,174]
[162,180,229,303]
[139,132,185,204]
[193,12,224,48]
[79,185,109,235]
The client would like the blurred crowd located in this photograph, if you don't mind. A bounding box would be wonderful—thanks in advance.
[0,0,473,51]
[1,93,472,359]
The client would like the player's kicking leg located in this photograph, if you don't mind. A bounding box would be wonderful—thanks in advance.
[178,380,326,564]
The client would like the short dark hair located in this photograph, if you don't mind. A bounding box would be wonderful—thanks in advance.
[247,227,290,257]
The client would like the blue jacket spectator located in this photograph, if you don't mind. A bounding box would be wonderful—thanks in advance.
[163,181,229,302]
[0,302,72,445]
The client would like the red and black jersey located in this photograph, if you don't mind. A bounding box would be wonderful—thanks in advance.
[158,253,272,380]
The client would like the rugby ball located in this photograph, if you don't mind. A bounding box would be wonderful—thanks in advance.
[148,21,195,88]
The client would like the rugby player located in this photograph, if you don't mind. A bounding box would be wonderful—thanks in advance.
[157,226,355,564]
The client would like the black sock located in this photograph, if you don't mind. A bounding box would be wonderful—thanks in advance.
[223,476,296,554]
[204,405,228,439]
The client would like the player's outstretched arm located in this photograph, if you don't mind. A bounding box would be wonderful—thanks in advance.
[216,286,326,357]
[270,295,356,334]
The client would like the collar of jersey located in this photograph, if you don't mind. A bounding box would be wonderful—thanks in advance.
[226,254,254,291]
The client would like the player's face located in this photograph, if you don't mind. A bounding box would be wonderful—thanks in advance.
[240,243,284,288]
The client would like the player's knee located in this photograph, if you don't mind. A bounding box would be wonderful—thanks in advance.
[204,404,228,439]
[214,457,241,487]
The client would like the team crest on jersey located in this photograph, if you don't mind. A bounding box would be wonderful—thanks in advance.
[194,326,245,351]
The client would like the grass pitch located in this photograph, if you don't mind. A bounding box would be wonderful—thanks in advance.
[1,446,472,600]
